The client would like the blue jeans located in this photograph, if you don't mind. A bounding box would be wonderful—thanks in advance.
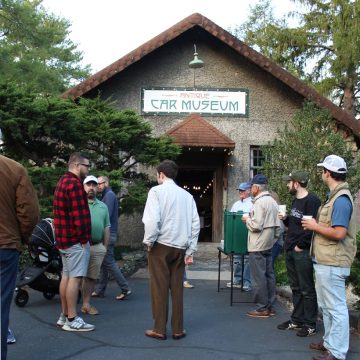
[314,263,350,360]
[233,255,251,287]
[249,250,276,311]
[1,249,20,360]
[95,236,129,295]
[271,240,283,270]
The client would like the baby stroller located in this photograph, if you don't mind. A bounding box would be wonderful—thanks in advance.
[14,218,62,307]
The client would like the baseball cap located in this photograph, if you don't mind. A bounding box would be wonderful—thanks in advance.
[237,182,251,191]
[317,155,347,174]
[83,175,98,185]
[282,171,309,184]
[250,174,268,185]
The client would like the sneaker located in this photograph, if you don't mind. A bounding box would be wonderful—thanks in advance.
[183,281,194,289]
[296,326,316,337]
[116,289,132,300]
[56,313,66,327]
[62,316,95,332]
[7,329,16,344]
[226,282,242,288]
[242,285,252,292]
[247,309,270,318]
[277,320,302,330]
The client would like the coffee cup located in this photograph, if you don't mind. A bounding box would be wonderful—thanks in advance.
[302,215,313,220]
[278,205,286,216]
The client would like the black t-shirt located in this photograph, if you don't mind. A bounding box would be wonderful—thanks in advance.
[284,192,321,251]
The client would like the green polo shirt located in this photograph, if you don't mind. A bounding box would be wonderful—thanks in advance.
[88,198,110,244]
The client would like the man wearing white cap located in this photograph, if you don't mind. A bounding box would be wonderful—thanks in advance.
[227,182,252,290]
[81,175,110,316]
[302,155,356,360]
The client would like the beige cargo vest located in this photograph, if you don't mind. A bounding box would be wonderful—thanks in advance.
[311,183,356,267]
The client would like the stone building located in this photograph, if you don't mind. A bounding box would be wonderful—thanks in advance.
[65,13,360,247]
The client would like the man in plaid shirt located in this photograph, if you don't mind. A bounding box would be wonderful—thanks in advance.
[53,152,95,332]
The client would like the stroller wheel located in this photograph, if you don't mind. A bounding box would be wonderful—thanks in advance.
[43,292,56,300]
[14,289,29,307]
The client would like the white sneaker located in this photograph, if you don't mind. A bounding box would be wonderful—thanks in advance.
[226,282,241,288]
[183,281,194,289]
[56,313,66,326]
[62,316,95,332]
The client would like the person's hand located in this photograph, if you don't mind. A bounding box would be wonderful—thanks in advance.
[294,245,303,252]
[241,214,249,223]
[185,255,193,265]
[278,213,287,221]
[301,217,317,231]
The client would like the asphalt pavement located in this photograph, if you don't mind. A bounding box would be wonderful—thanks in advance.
[8,272,360,360]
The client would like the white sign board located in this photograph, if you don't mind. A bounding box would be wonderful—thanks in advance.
[142,88,248,116]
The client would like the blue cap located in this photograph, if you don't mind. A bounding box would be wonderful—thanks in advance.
[251,174,268,185]
[237,182,251,191]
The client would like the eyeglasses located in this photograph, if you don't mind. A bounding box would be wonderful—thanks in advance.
[98,181,105,185]
[78,163,90,168]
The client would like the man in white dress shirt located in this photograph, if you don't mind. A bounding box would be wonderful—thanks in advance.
[142,160,200,341]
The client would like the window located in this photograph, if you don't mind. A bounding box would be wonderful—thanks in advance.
[250,146,264,178]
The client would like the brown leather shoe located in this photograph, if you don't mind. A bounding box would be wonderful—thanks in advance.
[312,351,340,360]
[309,341,327,352]
[145,329,167,340]
[246,309,270,318]
[172,330,186,340]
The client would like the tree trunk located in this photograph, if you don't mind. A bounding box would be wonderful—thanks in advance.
[343,85,356,117]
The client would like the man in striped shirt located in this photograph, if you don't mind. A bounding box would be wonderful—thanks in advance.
[53,152,94,332]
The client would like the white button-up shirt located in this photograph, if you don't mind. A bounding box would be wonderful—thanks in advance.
[142,179,200,256]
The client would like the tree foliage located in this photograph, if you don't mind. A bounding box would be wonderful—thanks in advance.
[0,82,181,215]
[261,101,360,207]
[232,0,360,116]
[0,0,91,93]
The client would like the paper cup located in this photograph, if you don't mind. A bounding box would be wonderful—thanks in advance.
[302,215,313,220]
[278,205,286,216]
[220,240,224,249]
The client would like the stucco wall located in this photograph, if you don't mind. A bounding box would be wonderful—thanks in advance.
[90,34,330,246]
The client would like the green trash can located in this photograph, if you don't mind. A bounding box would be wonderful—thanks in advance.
[223,210,248,254]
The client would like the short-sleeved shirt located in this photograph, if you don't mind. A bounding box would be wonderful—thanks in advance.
[53,172,91,249]
[230,197,253,213]
[332,195,352,228]
[88,198,110,244]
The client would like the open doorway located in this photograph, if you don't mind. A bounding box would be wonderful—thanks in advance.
[176,169,214,242]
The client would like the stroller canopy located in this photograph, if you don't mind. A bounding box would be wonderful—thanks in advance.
[29,218,56,251]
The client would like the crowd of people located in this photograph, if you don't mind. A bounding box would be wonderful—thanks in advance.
[0,153,356,360]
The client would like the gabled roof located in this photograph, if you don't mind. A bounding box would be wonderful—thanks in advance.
[165,113,235,149]
[63,13,360,135]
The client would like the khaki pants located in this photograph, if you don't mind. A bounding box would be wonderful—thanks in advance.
[148,242,185,334]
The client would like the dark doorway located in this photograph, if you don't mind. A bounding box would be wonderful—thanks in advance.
[176,169,213,242]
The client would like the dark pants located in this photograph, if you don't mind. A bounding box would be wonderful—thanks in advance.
[147,243,185,335]
[286,249,318,328]
[249,250,276,311]
[1,249,19,360]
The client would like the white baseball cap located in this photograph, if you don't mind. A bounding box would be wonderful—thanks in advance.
[83,175,99,184]
[317,155,347,174]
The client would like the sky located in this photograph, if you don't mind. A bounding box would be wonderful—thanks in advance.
[42,0,297,74]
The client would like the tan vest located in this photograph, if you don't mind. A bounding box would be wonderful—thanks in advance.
[311,183,356,267]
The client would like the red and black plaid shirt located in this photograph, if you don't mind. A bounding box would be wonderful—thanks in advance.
[53,171,91,249]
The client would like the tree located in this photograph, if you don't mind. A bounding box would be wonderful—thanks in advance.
[261,101,360,206]
[0,82,181,215]
[232,0,360,117]
[0,0,91,93]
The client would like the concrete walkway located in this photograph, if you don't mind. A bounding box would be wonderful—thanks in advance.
[8,243,360,360]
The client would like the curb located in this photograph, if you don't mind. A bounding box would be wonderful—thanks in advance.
[276,287,360,332]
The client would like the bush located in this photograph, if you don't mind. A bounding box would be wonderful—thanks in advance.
[349,231,360,309]
[274,253,288,286]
